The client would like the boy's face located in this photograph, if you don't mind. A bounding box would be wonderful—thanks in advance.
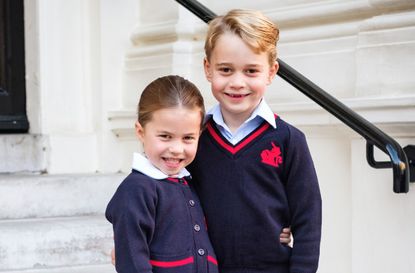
[135,107,202,176]
[204,32,278,123]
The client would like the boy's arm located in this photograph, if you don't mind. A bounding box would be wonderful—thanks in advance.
[110,228,291,266]
[284,129,322,273]
[109,227,291,266]
[106,178,156,273]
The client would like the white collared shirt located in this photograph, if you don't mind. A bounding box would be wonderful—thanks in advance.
[132,153,190,179]
[206,99,277,145]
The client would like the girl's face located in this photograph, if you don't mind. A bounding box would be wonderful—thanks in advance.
[135,107,202,177]
[204,32,278,124]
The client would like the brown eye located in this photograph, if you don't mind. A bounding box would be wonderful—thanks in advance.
[184,136,195,142]
[158,134,171,140]
[219,67,232,74]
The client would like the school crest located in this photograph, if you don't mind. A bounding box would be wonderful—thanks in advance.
[261,142,282,168]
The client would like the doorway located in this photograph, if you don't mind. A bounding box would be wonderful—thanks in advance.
[0,0,28,133]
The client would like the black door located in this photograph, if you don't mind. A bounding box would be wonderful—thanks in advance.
[0,0,28,133]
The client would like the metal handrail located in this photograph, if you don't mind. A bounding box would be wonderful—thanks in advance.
[175,0,411,193]
[277,59,409,193]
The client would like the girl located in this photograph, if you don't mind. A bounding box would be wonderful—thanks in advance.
[105,75,218,273]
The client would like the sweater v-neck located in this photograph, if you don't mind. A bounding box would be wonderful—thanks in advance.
[205,118,272,156]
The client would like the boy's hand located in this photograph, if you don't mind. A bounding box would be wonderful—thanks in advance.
[280,227,292,245]
[111,247,115,266]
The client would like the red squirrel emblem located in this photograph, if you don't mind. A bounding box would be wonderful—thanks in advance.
[261,142,282,168]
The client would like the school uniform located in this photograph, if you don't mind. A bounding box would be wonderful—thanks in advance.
[189,100,322,273]
[106,153,219,273]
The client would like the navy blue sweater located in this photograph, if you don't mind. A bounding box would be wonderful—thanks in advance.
[106,170,219,273]
[189,116,322,273]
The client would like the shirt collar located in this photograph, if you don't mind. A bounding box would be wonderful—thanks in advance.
[131,152,190,180]
[206,99,276,129]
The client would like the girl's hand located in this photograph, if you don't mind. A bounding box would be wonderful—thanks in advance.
[280,227,292,245]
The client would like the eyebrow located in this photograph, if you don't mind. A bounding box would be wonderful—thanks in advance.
[215,63,262,68]
[157,130,198,136]
[156,130,172,134]
[215,62,232,67]
[183,132,198,136]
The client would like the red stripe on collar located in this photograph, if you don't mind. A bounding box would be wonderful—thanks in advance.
[206,120,270,155]
[167,177,188,185]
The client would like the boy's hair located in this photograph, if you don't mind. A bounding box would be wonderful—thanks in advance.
[204,9,279,66]
[137,75,205,129]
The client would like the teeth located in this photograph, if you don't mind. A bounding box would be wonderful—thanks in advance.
[164,158,181,162]
[228,93,247,98]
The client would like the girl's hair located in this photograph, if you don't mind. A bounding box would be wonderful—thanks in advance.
[138,75,205,129]
[204,9,279,66]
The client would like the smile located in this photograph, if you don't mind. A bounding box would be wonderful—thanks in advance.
[162,157,183,165]
[225,93,250,98]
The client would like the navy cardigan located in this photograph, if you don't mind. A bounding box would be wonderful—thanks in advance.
[106,171,219,273]
[189,116,322,273]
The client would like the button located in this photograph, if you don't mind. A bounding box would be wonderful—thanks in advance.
[198,248,205,256]
[189,200,195,206]
[194,224,201,232]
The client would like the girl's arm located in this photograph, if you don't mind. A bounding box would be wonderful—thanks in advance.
[106,176,157,273]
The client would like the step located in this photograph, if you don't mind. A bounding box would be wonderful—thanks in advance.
[0,173,125,219]
[0,134,48,173]
[0,216,114,272]
[0,263,115,273]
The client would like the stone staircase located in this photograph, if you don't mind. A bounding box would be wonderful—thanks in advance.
[0,173,125,273]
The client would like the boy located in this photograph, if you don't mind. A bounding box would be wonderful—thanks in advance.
[188,9,322,273]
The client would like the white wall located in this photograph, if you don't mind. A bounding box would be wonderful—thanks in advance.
[23,0,415,272]
[24,0,140,173]
[351,138,415,273]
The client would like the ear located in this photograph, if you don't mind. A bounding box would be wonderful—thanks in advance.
[135,121,145,142]
[203,57,212,82]
[267,61,279,85]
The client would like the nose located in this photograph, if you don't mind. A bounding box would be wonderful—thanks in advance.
[168,141,184,154]
[229,72,246,90]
